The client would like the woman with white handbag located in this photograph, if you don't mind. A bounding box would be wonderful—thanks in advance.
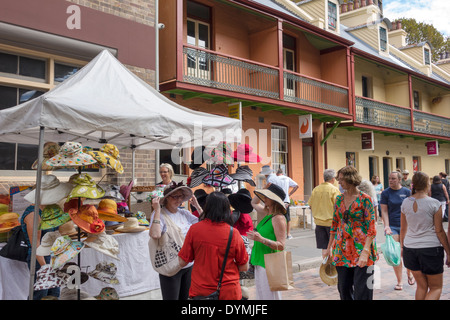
[149,182,200,300]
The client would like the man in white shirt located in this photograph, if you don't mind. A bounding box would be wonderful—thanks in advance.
[276,168,299,239]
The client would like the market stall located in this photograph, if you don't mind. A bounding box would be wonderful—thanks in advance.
[0,50,241,299]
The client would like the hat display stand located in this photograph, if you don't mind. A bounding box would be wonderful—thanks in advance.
[39,141,123,300]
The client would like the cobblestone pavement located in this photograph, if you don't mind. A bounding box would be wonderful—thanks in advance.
[247,252,450,300]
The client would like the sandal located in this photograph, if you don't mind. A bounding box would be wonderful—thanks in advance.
[394,284,403,291]
[408,275,415,286]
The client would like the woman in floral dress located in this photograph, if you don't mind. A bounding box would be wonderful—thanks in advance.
[325,166,378,300]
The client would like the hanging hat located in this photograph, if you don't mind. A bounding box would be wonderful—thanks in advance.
[69,204,105,234]
[32,142,60,171]
[39,204,71,230]
[102,185,125,202]
[319,256,338,286]
[58,221,79,238]
[232,144,261,163]
[33,264,66,291]
[115,217,146,233]
[68,173,105,200]
[119,180,134,202]
[88,262,119,284]
[254,183,287,213]
[63,198,82,213]
[136,211,149,226]
[97,199,127,222]
[87,144,124,174]
[230,165,256,186]
[50,235,84,270]
[209,141,234,165]
[0,203,9,213]
[228,188,253,213]
[260,165,273,175]
[147,184,165,201]
[202,164,234,187]
[0,212,20,233]
[45,141,97,168]
[83,232,120,260]
[161,181,193,204]
[24,175,72,205]
[94,287,119,300]
[188,167,209,188]
[36,231,61,256]
[59,288,94,300]
[193,189,208,209]
[189,146,211,169]
[56,262,89,285]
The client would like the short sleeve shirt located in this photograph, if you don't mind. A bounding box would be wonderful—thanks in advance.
[380,187,411,228]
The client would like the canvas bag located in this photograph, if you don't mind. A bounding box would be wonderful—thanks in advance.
[0,225,28,262]
[264,249,295,291]
[148,208,185,277]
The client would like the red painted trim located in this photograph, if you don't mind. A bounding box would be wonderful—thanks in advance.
[278,19,284,101]
[348,48,356,120]
[176,0,184,81]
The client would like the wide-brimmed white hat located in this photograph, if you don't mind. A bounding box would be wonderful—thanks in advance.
[115,217,146,233]
[161,181,193,204]
[24,175,72,205]
[36,231,61,256]
[83,232,120,260]
[260,165,273,175]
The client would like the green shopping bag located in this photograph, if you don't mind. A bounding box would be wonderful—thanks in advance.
[381,234,401,266]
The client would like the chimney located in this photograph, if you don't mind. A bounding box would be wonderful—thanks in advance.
[388,21,407,48]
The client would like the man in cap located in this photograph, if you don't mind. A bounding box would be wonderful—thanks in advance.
[401,170,412,189]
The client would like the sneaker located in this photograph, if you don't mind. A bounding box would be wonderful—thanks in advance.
[286,234,293,240]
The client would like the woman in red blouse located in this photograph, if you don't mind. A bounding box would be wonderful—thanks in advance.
[178,192,249,300]
[325,166,378,300]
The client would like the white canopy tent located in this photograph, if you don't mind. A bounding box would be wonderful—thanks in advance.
[0,50,241,298]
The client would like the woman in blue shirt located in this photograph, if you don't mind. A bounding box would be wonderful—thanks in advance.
[380,171,412,290]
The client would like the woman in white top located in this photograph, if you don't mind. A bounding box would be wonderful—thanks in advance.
[149,182,201,300]
[400,171,450,300]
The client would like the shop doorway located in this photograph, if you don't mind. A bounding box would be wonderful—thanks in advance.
[302,138,315,200]
[382,157,392,188]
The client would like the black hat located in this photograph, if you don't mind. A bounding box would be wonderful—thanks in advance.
[230,165,256,186]
[254,183,286,213]
[189,146,211,169]
[228,188,253,213]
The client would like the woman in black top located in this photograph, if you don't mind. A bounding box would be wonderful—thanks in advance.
[430,176,450,218]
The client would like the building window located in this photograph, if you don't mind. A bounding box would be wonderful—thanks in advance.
[328,1,337,31]
[445,159,450,175]
[379,27,387,51]
[0,48,84,173]
[412,156,421,173]
[424,48,431,65]
[413,90,420,110]
[271,125,288,174]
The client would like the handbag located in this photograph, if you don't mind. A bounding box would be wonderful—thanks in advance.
[148,209,185,277]
[191,226,233,300]
[0,225,29,262]
[264,248,294,291]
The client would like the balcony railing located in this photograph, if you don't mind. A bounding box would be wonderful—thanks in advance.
[355,96,412,131]
[414,110,450,138]
[283,71,349,114]
[183,46,279,99]
[182,46,349,114]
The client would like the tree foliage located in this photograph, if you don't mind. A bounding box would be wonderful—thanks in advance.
[398,18,449,62]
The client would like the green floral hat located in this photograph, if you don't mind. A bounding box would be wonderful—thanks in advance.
[39,204,71,230]
[68,173,105,200]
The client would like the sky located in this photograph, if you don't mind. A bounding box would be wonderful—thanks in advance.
[383,0,450,37]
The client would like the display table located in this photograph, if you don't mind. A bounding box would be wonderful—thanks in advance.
[0,230,160,299]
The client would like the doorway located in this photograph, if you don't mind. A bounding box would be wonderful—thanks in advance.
[382,157,392,188]
[368,156,378,181]
[302,138,315,200]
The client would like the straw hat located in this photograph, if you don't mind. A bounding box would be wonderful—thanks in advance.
[45,141,97,168]
[319,256,338,286]
[94,287,119,300]
[39,204,71,230]
[254,184,287,213]
[88,262,119,284]
[69,204,105,234]
[161,181,193,204]
[87,144,124,174]
[97,199,127,222]
[0,212,20,233]
[24,175,72,205]
[115,217,146,233]
[58,220,79,238]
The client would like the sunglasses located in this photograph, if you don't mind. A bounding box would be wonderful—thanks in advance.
[169,194,184,200]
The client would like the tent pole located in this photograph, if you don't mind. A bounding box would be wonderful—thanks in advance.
[28,126,45,299]
[132,146,136,185]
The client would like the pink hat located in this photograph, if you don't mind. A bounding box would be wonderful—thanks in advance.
[232,144,261,163]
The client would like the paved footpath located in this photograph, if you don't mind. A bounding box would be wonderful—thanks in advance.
[246,222,450,300]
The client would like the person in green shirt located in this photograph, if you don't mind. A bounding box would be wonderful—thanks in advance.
[308,169,341,259]
[247,183,287,300]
